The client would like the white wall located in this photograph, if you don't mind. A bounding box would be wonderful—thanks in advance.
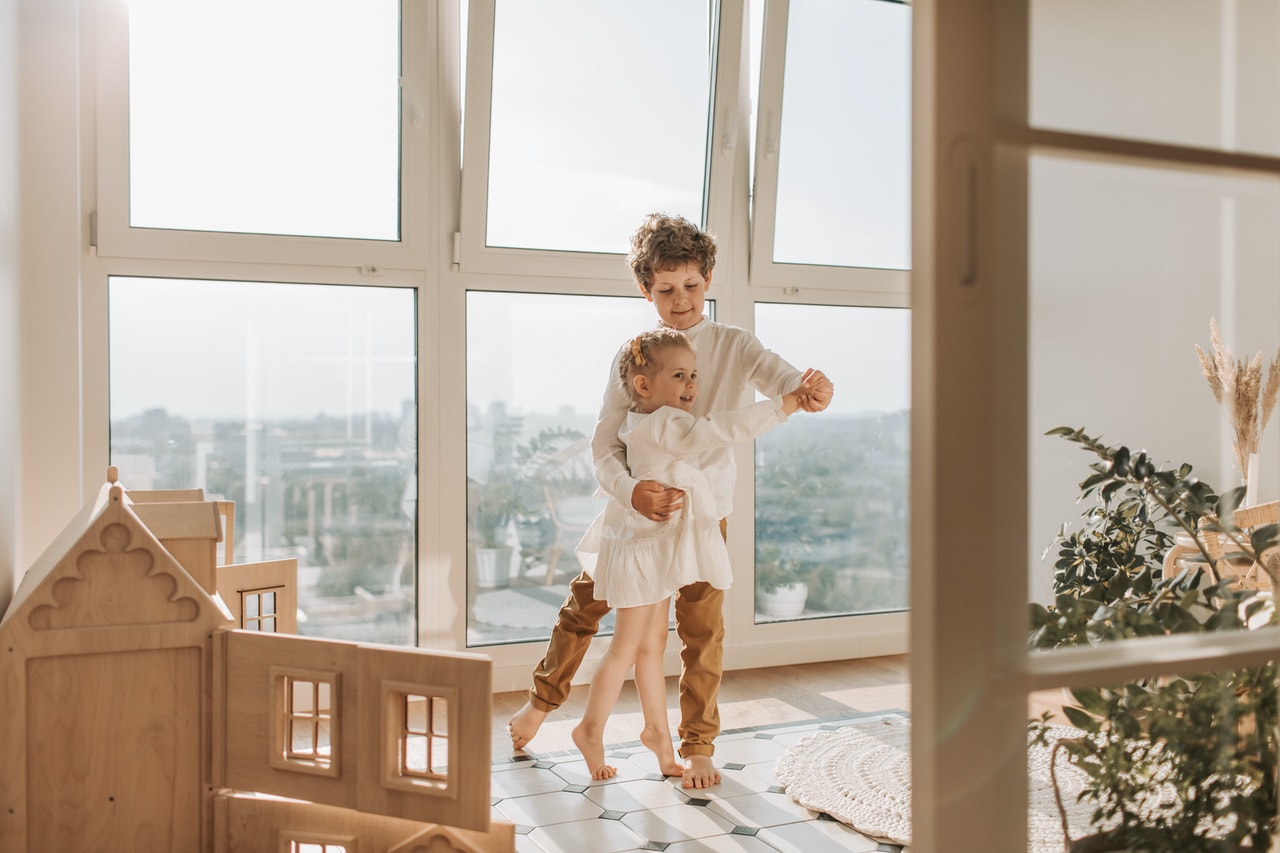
[0,0,18,615]
[1027,0,1280,601]
[13,0,85,589]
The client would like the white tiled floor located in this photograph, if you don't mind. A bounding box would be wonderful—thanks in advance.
[492,713,909,853]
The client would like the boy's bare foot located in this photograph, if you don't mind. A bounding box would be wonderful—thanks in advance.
[571,723,617,781]
[639,724,683,777]
[508,701,548,750]
[681,754,721,789]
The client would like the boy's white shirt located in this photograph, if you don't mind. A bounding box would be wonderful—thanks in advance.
[590,317,805,507]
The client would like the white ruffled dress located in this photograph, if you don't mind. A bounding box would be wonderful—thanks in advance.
[577,398,789,608]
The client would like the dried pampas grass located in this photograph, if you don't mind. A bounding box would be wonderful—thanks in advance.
[1195,318,1280,480]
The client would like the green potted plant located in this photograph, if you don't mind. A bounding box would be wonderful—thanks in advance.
[1029,427,1279,852]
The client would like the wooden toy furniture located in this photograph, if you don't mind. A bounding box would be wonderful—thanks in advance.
[1164,500,1280,590]
[1198,500,1280,590]
[0,470,513,853]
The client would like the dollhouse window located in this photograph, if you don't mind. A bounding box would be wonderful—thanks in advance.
[382,682,455,795]
[282,833,353,853]
[400,693,448,782]
[242,587,280,633]
[272,669,340,778]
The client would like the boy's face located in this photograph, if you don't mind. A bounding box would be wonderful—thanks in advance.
[636,348,698,413]
[641,262,710,330]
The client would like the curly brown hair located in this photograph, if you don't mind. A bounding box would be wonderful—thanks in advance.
[627,213,718,292]
[617,328,694,408]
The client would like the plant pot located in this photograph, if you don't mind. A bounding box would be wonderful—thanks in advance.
[474,546,513,589]
[758,581,808,618]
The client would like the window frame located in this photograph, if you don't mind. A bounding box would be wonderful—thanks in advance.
[91,0,433,269]
[270,667,341,778]
[914,3,1280,849]
[748,0,911,297]
[457,0,747,286]
[76,0,909,691]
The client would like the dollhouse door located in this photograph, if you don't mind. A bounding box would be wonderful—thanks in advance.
[25,647,203,853]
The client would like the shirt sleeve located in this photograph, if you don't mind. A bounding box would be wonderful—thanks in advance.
[644,399,789,457]
[737,329,806,400]
[590,351,639,507]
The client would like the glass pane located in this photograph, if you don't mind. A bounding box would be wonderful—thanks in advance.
[405,694,427,732]
[485,0,712,253]
[290,719,314,753]
[262,591,276,615]
[404,733,427,774]
[317,681,331,712]
[430,735,448,774]
[754,304,909,623]
[108,277,417,645]
[127,0,401,239]
[292,680,313,714]
[244,592,259,619]
[1028,154,1280,644]
[773,0,911,270]
[1030,0,1280,156]
[432,696,448,735]
[262,616,276,633]
[465,292,680,646]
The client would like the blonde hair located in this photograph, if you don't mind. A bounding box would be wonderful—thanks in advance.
[627,213,718,292]
[617,328,693,408]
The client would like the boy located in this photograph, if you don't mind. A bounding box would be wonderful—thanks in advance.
[508,213,833,788]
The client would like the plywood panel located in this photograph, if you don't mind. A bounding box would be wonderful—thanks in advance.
[26,648,202,853]
[216,792,515,853]
[216,560,297,634]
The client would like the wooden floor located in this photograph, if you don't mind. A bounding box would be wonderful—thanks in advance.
[489,654,910,759]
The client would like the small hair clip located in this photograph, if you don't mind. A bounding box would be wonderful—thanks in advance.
[630,336,647,367]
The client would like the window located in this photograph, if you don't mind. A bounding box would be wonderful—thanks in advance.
[464,291,672,646]
[750,0,911,291]
[82,0,910,681]
[271,670,340,777]
[241,588,280,633]
[381,682,457,795]
[125,0,400,240]
[108,277,418,646]
[753,303,910,623]
[400,693,448,781]
[284,835,352,853]
[459,0,716,275]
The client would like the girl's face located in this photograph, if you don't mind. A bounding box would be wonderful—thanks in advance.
[641,262,710,331]
[637,348,698,413]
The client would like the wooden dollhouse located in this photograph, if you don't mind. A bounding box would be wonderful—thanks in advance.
[0,470,513,853]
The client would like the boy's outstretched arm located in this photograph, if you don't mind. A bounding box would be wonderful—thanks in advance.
[795,368,833,413]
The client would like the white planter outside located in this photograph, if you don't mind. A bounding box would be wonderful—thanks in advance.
[758,582,808,618]
[474,546,513,589]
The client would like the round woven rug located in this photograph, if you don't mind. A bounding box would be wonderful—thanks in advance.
[775,715,1095,851]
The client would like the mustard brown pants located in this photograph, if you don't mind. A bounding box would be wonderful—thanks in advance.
[527,571,725,758]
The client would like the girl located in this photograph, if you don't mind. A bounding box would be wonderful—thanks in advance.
[570,328,812,779]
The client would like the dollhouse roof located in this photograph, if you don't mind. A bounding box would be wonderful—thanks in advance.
[0,475,230,633]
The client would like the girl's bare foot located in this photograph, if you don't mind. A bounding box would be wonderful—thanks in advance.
[508,701,548,750]
[682,754,721,789]
[640,724,683,777]
[572,723,617,781]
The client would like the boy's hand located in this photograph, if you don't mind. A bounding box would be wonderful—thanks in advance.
[632,480,685,522]
[795,368,833,413]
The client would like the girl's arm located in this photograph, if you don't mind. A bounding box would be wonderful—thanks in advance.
[646,395,800,457]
